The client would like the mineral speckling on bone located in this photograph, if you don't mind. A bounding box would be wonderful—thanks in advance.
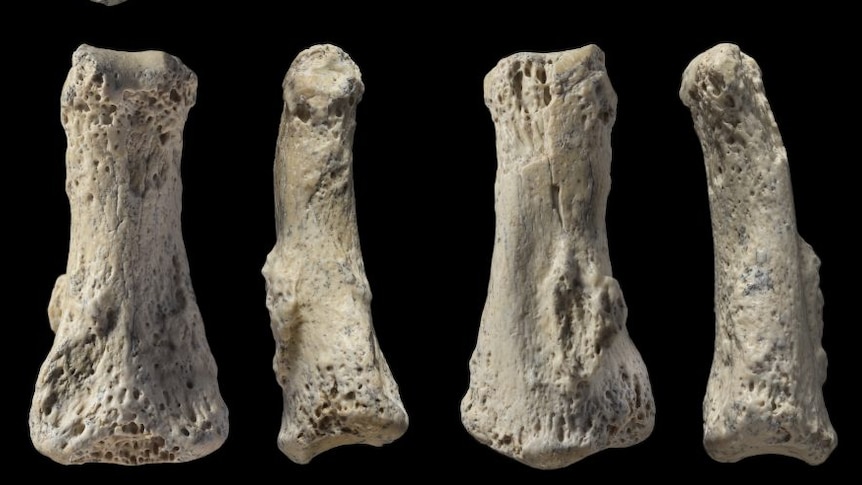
[30,44,228,465]
[461,45,655,469]
[680,42,837,465]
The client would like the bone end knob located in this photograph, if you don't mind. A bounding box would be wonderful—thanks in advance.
[30,44,228,465]
[680,43,837,465]
[262,44,408,464]
[461,45,655,469]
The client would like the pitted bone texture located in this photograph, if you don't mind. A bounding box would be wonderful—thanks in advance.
[30,45,228,465]
[680,43,836,465]
[461,45,655,469]
[262,44,408,464]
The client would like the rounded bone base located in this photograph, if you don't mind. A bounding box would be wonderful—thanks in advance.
[32,344,227,466]
[462,338,654,469]
[31,408,226,465]
[278,411,408,464]
[464,417,651,470]
[704,415,836,465]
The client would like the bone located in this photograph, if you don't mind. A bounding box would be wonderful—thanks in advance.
[262,44,408,464]
[30,44,228,465]
[461,45,655,469]
[91,0,128,5]
[680,43,837,465]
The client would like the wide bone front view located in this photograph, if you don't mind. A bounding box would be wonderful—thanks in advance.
[461,45,655,469]
[30,44,228,465]
[680,43,837,465]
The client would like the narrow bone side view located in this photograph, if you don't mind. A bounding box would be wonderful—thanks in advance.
[30,45,228,465]
[461,45,655,470]
[680,43,836,465]
[262,44,408,464]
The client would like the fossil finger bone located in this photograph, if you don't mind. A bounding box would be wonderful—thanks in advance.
[30,44,228,465]
[262,44,408,464]
[461,45,655,469]
[680,43,837,465]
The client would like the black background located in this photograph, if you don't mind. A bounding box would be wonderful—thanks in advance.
[13,1,855,480]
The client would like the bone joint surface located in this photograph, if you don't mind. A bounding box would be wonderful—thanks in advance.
[30,44,228,465]
[461,45,655,469]
[262,44,408,464]
[680,43,837,465]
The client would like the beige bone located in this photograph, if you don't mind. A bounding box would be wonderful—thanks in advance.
[30,44,228,465]
[680,43,837,464]
[262,44,408,464]
[461,45,655,469]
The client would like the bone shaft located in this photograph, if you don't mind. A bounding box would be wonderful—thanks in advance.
[274,95,358,248]
[64,91,184,313]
